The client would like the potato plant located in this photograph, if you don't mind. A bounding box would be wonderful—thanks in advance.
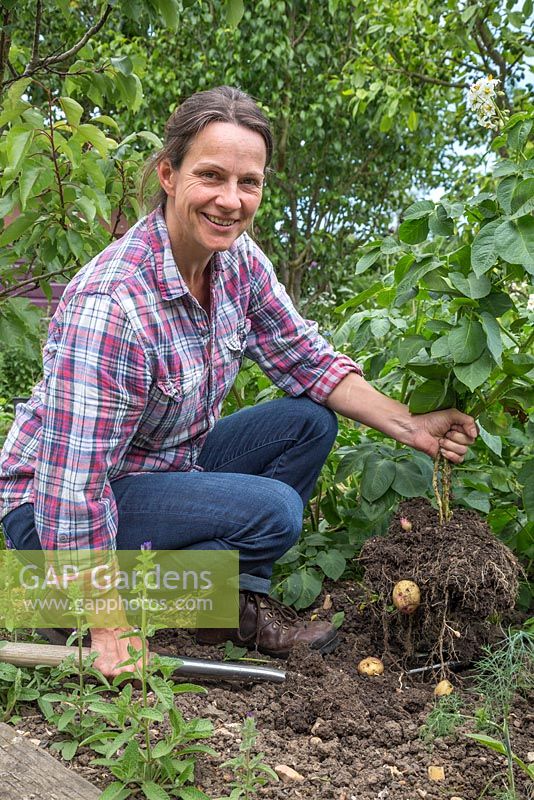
[332,110,533,572]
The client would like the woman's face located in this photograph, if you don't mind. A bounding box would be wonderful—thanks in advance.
[158,122,267,268]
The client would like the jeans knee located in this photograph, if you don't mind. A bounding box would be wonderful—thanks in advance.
[299,398,338,446]
[264,482,303,550]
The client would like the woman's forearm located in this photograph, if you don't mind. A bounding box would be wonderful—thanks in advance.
[325,372,418,446]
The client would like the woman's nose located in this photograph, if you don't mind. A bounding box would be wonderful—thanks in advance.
[216,181,240,210]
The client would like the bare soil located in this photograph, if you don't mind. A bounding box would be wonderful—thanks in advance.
[7,501,533,799]
[11,577,533,800]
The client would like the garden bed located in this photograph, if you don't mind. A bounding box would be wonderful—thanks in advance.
[9,579,533,800]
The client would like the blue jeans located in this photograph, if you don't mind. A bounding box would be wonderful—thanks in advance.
[2,397,338,594]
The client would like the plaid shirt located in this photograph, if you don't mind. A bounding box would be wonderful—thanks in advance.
[0,208,361,550]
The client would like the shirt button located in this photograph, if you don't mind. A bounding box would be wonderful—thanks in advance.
[58,534,69,543]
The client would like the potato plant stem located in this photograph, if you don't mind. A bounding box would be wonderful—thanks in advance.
[433,452,452,525]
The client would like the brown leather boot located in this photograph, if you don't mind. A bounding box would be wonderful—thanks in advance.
[195,591,339,658]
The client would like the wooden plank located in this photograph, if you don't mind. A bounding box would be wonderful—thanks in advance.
[0,722,101,799]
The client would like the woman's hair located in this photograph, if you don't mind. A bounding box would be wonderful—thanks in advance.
[140,85,273,210]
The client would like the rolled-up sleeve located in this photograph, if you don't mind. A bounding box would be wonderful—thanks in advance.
[246,246,362,404]
[34,293,151,550]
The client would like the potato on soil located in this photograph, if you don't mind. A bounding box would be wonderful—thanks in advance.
[392,579,421,614]
[357,657,384,676]
[434,679,454,697]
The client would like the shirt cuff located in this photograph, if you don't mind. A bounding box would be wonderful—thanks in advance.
[306,356,363,405]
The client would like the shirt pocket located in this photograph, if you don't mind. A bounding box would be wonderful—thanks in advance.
[220,322,249,386]
[137,366,204,447]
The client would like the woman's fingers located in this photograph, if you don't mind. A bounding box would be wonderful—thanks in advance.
[444,429,474,446]
[439,431,470,463]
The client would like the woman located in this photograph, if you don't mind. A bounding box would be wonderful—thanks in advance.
[0,86,477,677]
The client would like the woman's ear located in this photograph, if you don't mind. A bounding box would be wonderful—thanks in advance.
[156,159,176,197]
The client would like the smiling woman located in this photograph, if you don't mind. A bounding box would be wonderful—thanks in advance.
[0,86,477,678]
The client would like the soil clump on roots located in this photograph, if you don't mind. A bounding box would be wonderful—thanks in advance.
[360,498,521,669]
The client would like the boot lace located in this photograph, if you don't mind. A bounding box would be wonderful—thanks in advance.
[246,592,301,647]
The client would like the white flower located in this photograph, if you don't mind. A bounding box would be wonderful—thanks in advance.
[467,75,504,131]
[527,294,534,312]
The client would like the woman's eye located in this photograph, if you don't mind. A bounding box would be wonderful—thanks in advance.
[241,177,262,187]
[201,172,218,180]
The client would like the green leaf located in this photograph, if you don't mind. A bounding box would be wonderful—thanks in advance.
[477,422,502,457]
[502,353,534,376]
[454,350,493,391]
[294,569,323,610]
[510,177,534,218]
[19,164,42,210]
[6,128,33,173]
[430,335,451,359]
[397,336,427,366]
[497,175,519,214]
[379,114,393,133]
[76,124,114,157]
[507,118,533,153]
[370,317,390,338]
[95,782,131,800]
[75,196,97,223]
[493,159,521,177]
[355,247,380,275]
[315,549,346,580]
[407,109,419,132]
[393,253,415,282]
[479,312,502,366]
[471,220,500,277]
[398,216,429,244]
[409,380,453,413]
[281,571,302,606]
[403,200,435,219]
[465,733,507,756]
[61,739,78,760]
[151,740,175,758]
[523,481,534,521]
[177,787,212,800]
[494,217,534,272]
[110,56,133,76]
[449,271,491,299]
[448,319,486,364]
[461,491,491,513]
[429,206,454,237]
[155,0,180,29]
[392,461,430,498]
[478,291,514,317]
[331,611,345,629]
[360,455,396,502]
[0,212,39,247]
[141,783,172,800]
[59,96,84,127]
[335,281,383,312]
[148,676,174,709]
[225,0,245,27]
[405,362,451,380]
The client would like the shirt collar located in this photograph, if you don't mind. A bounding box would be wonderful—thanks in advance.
[149,206,231,301]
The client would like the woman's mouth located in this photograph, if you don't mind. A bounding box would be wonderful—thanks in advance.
[202,213,237,228]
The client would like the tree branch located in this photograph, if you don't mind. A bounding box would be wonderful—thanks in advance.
[2,2,113,89]
[39,4,113,67]
[28,0,43,70]
[0,6,11,85]
[382,62,470,90]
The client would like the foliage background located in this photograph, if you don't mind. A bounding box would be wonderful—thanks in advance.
[0,0,533,607]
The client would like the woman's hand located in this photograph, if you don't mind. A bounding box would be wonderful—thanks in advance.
[90,627,147,678]
[406,409,478,463]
